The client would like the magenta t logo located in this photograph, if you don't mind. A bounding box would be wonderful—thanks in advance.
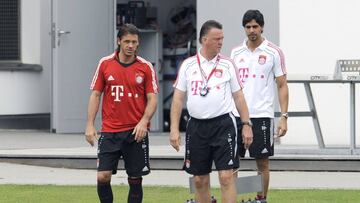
[191,80,203,95]
[238,68,249,83]
[111,85,124,101]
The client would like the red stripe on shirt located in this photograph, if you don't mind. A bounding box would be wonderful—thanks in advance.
[136,56,159,93]
[90,53,115,90]
[219,54,244,89]
[268,42,286,74]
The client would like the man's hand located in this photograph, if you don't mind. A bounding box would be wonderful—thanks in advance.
[276,117,288,137]
[242,125,253,150]
[133,119,148,142]
[85,124,99,146]
[169,130,181,152]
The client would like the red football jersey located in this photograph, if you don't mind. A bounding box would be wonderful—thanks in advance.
[90,51,159,132]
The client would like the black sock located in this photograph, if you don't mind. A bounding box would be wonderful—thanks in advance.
[97,181,113,203]
[128,177,143,203]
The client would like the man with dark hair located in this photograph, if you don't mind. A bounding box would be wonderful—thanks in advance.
[86,23,159,203]
[170,20,253,203]
[231,10,289,202]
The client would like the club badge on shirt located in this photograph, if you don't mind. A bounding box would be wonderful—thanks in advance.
[135,74,144,84]
[214,69,223,78]
[258,55,267,65]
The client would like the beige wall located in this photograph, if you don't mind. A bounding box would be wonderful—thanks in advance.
[0,0,50,115]
[197,0,279,56]
[280,0,360,145]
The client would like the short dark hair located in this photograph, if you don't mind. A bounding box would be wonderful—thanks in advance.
[117,23,139,40]
[199,20,222,44]
[242,10,264,27]
[116,24,139,51]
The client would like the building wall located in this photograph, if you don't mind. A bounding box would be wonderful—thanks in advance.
[0,0,50,115]
[197,0,279,56]
[279,0,360,145]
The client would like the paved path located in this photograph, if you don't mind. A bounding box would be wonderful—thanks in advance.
[1,130,360,189]
[1,162,360,189]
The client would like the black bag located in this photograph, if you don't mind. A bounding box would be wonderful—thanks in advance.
[128,1,147,29]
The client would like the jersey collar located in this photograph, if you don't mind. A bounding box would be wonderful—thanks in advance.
[114,50,139,61]
[113,50,138,66]
[243,37,268,51]
[198,48,220,64]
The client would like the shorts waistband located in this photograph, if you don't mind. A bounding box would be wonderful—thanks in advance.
[190,113,231,122]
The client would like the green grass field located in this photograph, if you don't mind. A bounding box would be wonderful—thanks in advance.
[0,184,359,203]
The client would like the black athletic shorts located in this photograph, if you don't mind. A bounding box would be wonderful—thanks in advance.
[236,117,274,158]
[183,113,239,175]
[97,130,150,177]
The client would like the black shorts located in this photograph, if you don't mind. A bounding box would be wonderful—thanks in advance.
[97,130,150,177]
[237,117,274,159]
[183,113,239,175]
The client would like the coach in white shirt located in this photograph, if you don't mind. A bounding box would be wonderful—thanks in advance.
[231,10,289,202]
[170,20,253,203]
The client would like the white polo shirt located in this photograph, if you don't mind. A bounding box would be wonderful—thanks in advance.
[231,39,286,118]
[174,51,242,119]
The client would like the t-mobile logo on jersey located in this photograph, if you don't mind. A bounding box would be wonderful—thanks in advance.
[238,68,266,83]
[191,80,217,95]
[238,68,249,83]
[111,85,139,102]
[111,85,124,101]
[191,80,203,95]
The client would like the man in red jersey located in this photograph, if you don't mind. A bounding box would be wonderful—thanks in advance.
[85,24,158,203]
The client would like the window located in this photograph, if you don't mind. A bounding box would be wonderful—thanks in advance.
[0,0,20,61]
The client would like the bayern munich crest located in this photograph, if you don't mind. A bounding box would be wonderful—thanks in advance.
[135,75,144,84]
[214,69,223,78]
[258,55,267,65]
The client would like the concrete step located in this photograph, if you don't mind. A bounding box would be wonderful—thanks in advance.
[1,146,359,172]
[0,130,359,172]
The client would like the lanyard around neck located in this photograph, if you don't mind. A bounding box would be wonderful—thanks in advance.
[196,53,220,86]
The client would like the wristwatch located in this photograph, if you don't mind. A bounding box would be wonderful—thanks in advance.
[281,112,289,119]
[241,120,253,127]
